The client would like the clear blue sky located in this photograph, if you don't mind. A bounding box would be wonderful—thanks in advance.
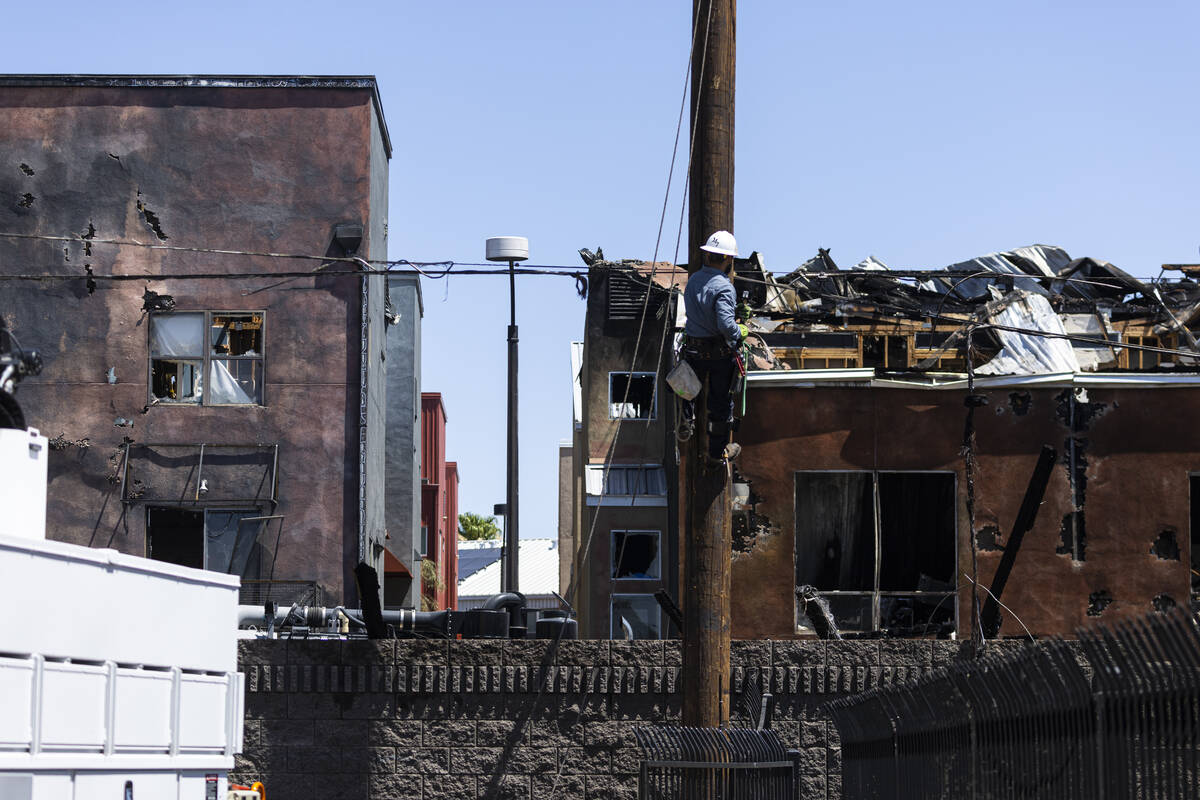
[6,1,1200,538]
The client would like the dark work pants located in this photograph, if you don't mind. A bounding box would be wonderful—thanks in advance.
[683,355,736,458]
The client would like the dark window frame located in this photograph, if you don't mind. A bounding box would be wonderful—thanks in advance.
[611,529,662,580]
[148,310,266,406]
[610,593,663,640]
[145,504,265,578]
[608,371,657,421]
[793,469,958,634]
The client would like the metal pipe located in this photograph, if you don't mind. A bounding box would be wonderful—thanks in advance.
[236,605,451,637]
[504,258,520,593]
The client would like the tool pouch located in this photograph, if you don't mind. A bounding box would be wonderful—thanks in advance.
[666,359,701,400]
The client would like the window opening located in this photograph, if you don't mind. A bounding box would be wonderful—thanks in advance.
[146,505,263,577]
[794,471,956,633]
[611,594,661,639]
[612,530,661,580]
[609,372,656,420]
[147,507,203,569]
[1126,334,1162,370]
[861,335,909,370]
[150,311,264,405]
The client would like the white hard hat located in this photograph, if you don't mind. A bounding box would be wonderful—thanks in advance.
[700,230,738,257]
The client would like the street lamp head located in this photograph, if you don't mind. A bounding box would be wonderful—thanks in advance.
[485,236,530,262]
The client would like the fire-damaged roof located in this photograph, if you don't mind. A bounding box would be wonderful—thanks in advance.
[588,244,1200,378]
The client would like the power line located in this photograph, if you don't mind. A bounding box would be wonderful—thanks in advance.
[3,230,1188,284]
[0,267,584,281]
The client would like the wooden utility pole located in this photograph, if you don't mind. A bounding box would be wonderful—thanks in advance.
[682,0,735,729]
[687,0,736,269]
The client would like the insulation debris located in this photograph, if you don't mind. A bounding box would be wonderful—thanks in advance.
[586,243,1200,377]
[721,244,1200,377]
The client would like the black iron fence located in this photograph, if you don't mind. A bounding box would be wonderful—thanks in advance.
[828,610,1200,800]
[633,725,799,800]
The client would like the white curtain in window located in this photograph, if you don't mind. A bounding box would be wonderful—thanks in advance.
[202,361,254,404]
[150,314,204,357]
[585,466,666,496]
[610,403,642,418]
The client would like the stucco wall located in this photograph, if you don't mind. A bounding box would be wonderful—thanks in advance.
[731,384,1196,639]
[0,83,388,603]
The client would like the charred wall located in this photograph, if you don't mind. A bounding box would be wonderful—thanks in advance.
[0,82,389,603]
[731,384,1195,639]
[574,267,680,638]
[580,269,675,464]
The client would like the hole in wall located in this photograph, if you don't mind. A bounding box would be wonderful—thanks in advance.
[1150,529,1180,561]
[1087,589,1112,616]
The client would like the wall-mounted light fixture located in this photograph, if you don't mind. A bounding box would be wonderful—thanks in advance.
[334,224,363,256]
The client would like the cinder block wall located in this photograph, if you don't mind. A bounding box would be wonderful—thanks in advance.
[234,637,1000,799]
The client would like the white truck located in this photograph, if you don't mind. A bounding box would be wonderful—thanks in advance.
[0,418,257,800]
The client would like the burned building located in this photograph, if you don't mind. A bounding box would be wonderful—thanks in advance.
[568,256,687,639]
[0,75,424,607]
[574,243,1200,639]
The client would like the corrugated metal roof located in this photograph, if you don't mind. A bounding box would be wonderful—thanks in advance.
[458,541,502,581]
[456,538,559,602]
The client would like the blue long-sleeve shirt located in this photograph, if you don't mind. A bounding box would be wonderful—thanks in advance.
[683,266,741,347]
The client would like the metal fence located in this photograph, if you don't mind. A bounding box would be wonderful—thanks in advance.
[239,579,322,608]
[633,725,799,800]
[828,610,1200,800]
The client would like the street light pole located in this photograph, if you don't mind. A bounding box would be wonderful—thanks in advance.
[486,236,529,594]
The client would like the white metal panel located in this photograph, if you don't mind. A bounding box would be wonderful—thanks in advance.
[0,535,238,673]
[0,773,33,800]
[30,772,71,800]
[74,771,179,798]
[177,676,228,752]
[39,664,105,751]
[0,658,33,749]
[0,428,48,541]
[112,670,172,752]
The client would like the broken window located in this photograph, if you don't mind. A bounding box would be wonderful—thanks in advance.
[146,506,263,577]
[611,594,661,639]
[794,471,956,634]
[609,372,656,419]
[150,311,264,405]
[861,335,909,369]
[612,530,661,580]
[1124,334,1163,370]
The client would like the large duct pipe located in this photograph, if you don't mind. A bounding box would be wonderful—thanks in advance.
[237,605,450,637]
[482,591,527,638]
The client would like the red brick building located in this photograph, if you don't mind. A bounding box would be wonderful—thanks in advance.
[420,393,459,610]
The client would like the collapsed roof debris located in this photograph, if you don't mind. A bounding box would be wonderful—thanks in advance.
[585,244,1200,377]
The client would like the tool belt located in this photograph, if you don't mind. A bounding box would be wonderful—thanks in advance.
[682,335,733,360]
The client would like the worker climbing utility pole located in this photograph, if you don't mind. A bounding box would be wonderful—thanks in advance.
[682,0,735,729]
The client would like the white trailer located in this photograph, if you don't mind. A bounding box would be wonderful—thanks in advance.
[0,429,250,799]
